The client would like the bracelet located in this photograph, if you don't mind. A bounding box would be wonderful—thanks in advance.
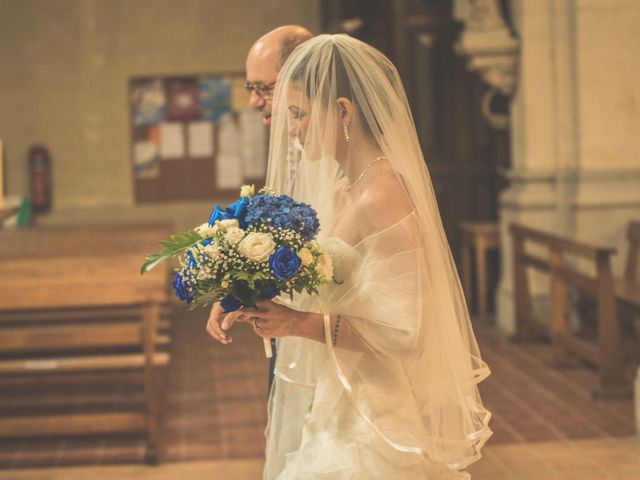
[332,314,342,347]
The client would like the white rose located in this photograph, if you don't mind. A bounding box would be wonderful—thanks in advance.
[297,247,314,266]
[216,219,239,231]
[202,243,220,259]
[240,184,255,198]
[195,222,218,238]
[237,232,276,262]
[225,226,245,245]
[315,253,334,280]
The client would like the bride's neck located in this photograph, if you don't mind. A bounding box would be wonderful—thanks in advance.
[336,137,384,183]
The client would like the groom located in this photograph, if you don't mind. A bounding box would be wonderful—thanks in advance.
[207,25,313,391]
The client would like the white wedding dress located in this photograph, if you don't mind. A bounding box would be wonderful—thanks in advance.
[266,342,470,479]
[264,219,488,479]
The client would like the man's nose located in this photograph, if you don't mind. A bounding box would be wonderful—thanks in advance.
[249,91,265,109]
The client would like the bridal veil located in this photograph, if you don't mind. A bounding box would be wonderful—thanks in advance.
[264,34,492,478]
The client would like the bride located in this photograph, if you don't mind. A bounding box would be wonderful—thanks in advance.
[207,34,492,479]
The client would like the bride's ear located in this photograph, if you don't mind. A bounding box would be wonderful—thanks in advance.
[336,97,354,126]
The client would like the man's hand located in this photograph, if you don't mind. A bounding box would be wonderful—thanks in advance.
[206,302,239,344]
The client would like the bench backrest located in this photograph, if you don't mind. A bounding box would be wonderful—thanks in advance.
[624,221,640,282]
[0,315,155,355]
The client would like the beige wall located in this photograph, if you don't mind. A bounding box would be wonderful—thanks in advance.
[509,0,640,173]
[576,0,640,169]
[0,0,320,226]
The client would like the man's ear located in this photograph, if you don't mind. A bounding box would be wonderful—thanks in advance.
[336,97,354,126]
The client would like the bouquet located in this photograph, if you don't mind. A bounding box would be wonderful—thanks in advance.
[141,185,334,356]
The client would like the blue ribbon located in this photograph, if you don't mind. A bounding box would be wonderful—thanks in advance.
[208,196,250,228]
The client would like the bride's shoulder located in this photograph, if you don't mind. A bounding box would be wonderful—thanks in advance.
[335,176,349,194]
[357,164,414,228]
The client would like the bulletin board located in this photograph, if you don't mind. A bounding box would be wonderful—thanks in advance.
[129,73,268,203]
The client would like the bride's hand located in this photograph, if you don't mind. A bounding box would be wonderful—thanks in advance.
[236,300,305,339]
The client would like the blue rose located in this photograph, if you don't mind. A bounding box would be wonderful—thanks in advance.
[259,283,280,299]
[172,272,195,303]
[225,196,250,228]
[269,247,301,281]
[208,204,230,226]
[220,294,242,312]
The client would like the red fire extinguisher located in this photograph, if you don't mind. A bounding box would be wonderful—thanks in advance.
[29,144,51,213]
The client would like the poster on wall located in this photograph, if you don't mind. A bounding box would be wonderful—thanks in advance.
[131,79,166,126]
[166,78,201,122]
[200,77,231,122]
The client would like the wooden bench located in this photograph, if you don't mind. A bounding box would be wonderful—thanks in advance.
[0,225,172,463]
[460,221,500,321]
[0,223,175,258]
[616,221,640,316]
[510,223,630,398]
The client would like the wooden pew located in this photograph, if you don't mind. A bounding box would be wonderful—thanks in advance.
[0,224,173,463]
[0,223,174,258]
[510,223,630,398]
[616,221,640,315]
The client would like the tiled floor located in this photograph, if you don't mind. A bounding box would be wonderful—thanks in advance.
[475,323,635,443]
[0,306,638,475]
[467,436,640,479]
[2,437,639,479]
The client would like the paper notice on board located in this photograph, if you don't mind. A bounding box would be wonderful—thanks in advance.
[240,109,267,178]
[159,122,184,159]
[133,141,159,178]
[216,113,243,189]
[216,153,243,189]
[188,121,214,157]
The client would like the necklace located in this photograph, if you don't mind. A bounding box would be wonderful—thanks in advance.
[343,156,387,193]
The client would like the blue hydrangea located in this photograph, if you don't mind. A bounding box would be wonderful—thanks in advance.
[245,194,320,241]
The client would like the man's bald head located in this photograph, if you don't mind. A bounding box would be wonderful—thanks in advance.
[246,25,313,126]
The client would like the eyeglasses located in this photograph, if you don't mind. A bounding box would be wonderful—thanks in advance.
[243,81,276,100]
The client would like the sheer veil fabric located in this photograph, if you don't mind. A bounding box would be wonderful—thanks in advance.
[263,34,492,479]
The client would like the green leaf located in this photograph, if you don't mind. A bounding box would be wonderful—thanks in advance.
[140,230,206,275]
[231,270,251,281]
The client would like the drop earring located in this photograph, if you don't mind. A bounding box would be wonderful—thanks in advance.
[343,122,350,142]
